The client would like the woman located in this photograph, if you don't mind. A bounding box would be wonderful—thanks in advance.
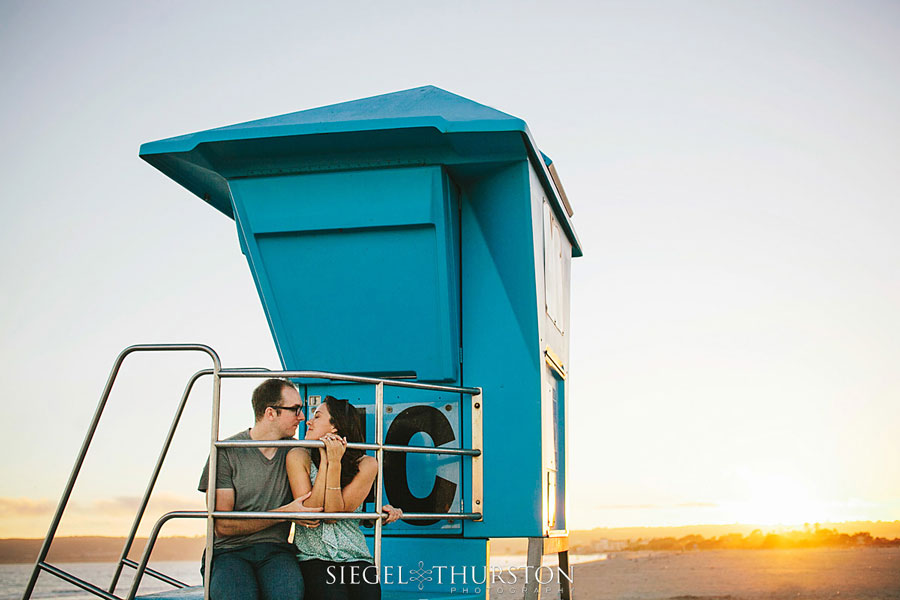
[287,396,402,600]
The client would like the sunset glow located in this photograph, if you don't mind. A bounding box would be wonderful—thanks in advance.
[723,474,833,526]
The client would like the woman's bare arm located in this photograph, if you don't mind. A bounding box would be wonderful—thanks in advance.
[333,455,378,513]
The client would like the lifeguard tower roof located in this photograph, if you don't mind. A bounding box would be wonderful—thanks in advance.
[140,85,581,256]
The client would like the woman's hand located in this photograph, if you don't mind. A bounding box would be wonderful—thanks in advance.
[381,504,403,524]
[322,433,346,463]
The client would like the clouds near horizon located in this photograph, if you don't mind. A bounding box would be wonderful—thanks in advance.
[0,493,205,538]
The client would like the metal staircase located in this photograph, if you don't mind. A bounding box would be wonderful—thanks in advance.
[21,344,483,600]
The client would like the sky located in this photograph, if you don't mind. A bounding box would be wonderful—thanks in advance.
[1,0,899,538]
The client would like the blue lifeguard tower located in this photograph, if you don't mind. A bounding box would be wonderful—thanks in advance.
[22,87,581,600]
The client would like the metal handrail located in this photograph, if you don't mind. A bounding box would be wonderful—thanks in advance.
[22,345,221,600]
[218,369,481,395]
[38,562,120,600]
[213,511,484,520]
[215,439,481,456]
[126,511,206,600]
[120,559,188,589]
[204,370,482,600]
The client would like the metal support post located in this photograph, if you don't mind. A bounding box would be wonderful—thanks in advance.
[203,370,222,600]
[374,381,384,573]
[559,549,571,600]
[524,535,572,600]
[524,537,544,600]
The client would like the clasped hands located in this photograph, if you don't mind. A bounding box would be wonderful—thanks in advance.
[319,433,347,463]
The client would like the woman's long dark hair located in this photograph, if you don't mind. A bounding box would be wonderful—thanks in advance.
[311,396,365,488]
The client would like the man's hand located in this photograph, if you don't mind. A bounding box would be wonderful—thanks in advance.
[213,489,324,537]
[283,491,323,514]
[285,491,322,528]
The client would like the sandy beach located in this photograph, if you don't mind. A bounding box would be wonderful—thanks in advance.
[490,547,900,600]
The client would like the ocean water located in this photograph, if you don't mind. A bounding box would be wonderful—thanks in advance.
[1,561,201,600]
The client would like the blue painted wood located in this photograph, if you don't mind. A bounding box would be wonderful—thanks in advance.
[377,537,490,596]
[461,162,544,538]
[230,167,460,382]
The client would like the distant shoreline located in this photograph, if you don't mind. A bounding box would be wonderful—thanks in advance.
[4,521,898,564]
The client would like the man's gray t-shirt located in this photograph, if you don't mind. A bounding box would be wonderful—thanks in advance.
[198,429,293,549]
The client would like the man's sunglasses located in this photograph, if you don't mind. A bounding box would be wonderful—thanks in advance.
[271,404,304,416]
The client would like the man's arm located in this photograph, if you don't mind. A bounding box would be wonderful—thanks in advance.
[212,489,321,537]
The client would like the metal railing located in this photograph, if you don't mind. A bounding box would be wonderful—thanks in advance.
[22,345,220,600]
[22,345,483,600]
[205,369,483,600]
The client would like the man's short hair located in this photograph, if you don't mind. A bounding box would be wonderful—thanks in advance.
[251,378,296,421]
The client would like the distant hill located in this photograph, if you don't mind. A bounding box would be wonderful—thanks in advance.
[0,536,206,564]
[571,520,900,543]
[490,521,900,555]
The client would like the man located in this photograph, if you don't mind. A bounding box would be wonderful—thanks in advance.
[199,378,319,600]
